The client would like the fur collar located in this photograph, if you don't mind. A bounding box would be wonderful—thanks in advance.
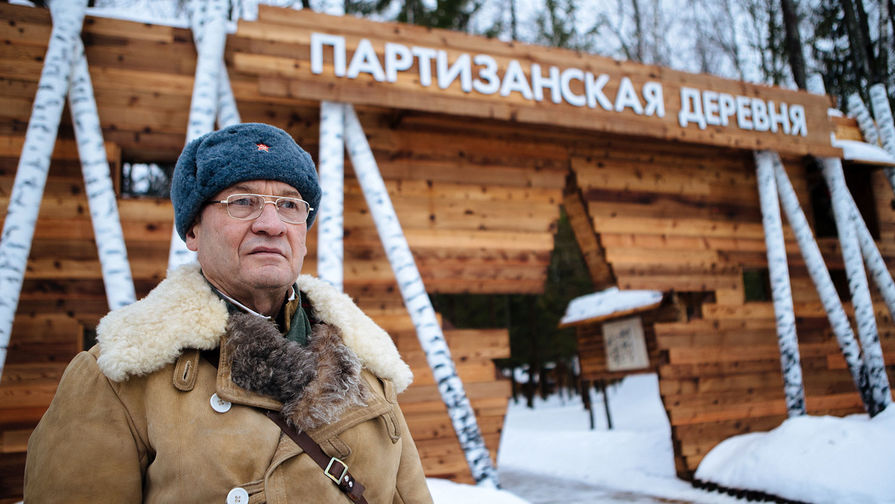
[96,264,413,392]
[226,312,367,430]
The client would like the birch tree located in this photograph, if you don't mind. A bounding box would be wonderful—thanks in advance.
[343,106,499,487]
[69,39,137,310]
[755,150,806,417]
[168,0,231,269]
[316,102,345,290]
[771,155,872,410]
[822,157,892,415]
[0,0,88,381]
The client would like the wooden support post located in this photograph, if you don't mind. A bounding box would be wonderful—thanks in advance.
[0,0,88,381]
[754,150,806,417]
[822,157,892,415]
[770,154,871,410]
[69,38,136,311]
[343,105,499,487]
[316,102,345,289]
[581,379,595,430]
[598,379,613,430]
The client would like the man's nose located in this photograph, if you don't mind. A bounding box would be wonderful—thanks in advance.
[251,201,286,234]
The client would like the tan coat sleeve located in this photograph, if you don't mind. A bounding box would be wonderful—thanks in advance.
[393,403,434,504]
[24,350,148,503]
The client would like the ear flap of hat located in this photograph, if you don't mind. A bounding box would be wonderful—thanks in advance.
[171,137,203,240]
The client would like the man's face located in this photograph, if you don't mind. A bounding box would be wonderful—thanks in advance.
[185,179,308,306]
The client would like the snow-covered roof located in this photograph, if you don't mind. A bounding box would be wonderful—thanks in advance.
[832,138,895,167]
[559,287,663,327]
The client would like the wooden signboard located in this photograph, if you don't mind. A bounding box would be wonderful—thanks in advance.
[602,316,650,372]
[233,6,840,158]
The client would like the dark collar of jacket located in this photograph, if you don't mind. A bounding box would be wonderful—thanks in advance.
[95,263,413,394]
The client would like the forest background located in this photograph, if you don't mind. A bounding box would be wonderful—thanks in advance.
[31,0,895,404]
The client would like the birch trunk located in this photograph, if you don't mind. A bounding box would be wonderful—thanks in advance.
[754,151,806,417]
[822,157,892,415]
[168,0,230,269]
[189,0,240,129]
[869,84,895,156]
[343,105,499,486]
[850,200,895,322]
[867,84,895,194]
[846,93,880,146]
[771,156,871,409]
[215,68,240,128]
[69,39,136,310]
[0,0,87,380]
[316,102,345,290]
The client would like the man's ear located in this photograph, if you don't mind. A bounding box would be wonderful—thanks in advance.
[185,223,200,252]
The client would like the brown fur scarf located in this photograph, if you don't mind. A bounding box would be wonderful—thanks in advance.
[225,312,367,431]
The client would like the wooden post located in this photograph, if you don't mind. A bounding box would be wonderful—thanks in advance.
[822,157,892,415]
[316,101,345,289]
[598,379,613,430]
[0,0,87,381]
[770,154,871,410]
[168,0,231,269]
[69,38,137,310]
[581,379,595,430]
[343,105,499,487]
[754,150,806,417]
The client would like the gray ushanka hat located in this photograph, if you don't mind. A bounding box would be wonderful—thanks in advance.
[171,123,321,239]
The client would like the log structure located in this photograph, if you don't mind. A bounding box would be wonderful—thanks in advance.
[1,3,894,498]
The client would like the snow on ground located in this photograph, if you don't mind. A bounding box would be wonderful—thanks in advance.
[696,406,895,504]
[427,373,895,504]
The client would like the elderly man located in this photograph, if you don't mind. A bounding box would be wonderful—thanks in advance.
[24,123,433,503]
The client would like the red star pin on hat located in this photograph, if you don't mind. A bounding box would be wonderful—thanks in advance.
[256,143,270,152]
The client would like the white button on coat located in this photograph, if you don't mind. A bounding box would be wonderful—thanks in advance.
[210,393,232,413]
[226,487,249,504]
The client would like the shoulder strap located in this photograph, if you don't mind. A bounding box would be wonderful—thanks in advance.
[265,410,368,504]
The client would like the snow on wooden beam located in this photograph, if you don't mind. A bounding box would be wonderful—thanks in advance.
[846,93,880,146]
[559,288,662,327]
[0,0,88,381]
[343,104,499,487]
[754,150,806,417]
[69,38,136,310]
[831,138,895,166]
[316,101,345,290]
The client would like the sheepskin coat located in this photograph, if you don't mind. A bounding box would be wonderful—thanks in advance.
[24,264,432,504]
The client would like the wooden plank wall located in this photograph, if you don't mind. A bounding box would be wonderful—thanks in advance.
[569,131,895,478]
[0,3,563,496]
[3,2,894,497]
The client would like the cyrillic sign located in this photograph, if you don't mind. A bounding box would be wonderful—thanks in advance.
[311,33,810,138]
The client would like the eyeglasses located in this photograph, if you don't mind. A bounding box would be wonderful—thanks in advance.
[211,193,313,224]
